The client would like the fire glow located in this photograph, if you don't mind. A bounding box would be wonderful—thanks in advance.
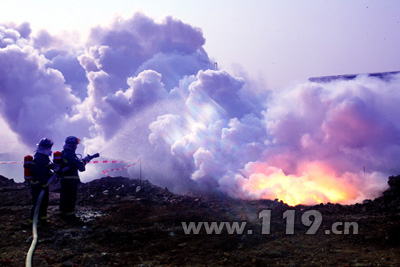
[240,162,362,206]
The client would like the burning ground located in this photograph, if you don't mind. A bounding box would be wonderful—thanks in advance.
[0,174,399,266]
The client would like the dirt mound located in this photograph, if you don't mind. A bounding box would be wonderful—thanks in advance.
[0,175,17,187]
[0,175,399,266]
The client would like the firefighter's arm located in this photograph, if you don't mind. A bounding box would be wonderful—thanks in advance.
[63,151,86,172]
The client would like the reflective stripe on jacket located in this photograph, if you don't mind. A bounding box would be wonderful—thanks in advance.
[61,148,85,180]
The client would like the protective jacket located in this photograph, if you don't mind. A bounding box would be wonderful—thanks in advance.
[30,152,53,222]
[31,152,53,186]
[61,147,86,180]
[59,145,86,217]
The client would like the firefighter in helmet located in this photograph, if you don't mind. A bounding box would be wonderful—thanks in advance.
[59,136,87,219]
[30,138,54,225]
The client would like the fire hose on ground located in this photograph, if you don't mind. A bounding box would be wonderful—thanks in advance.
[25,173,57,267]
[11,152,140,266]
[25,153,99,267]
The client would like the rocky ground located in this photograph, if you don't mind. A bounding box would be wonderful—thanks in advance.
[0,174,399,267]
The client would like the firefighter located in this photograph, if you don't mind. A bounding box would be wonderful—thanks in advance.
[59,136,87,219]
[30,138,54,225]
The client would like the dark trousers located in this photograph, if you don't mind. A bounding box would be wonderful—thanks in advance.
[30,184,49,221]
[59,179,80,216]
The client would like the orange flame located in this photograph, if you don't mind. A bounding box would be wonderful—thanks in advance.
[241,161,360,206]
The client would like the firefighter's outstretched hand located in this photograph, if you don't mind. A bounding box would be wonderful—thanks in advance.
[82,153,100,164]
[82,155,91,164]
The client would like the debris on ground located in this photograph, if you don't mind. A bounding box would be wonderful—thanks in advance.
[0,174,399,266]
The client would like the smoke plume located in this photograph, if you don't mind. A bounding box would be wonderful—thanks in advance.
[1,13,399,205]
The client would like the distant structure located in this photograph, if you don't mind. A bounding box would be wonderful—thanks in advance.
[214,62,218,71]
[309,71,400,83]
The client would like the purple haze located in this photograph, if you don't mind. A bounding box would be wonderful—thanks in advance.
[1,13,400,204]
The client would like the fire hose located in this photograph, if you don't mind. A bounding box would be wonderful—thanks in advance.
[6,152,139,266]
[25,153,100,267]
[25,173,57,267]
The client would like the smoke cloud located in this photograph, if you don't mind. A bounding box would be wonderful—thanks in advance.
[1,13,399,205]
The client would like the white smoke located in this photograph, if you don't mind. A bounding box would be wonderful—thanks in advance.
[1,14,399,204]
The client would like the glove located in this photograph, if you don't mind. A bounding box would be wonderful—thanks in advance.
[82,155,91,164]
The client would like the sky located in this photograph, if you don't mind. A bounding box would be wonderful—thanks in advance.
[1,0,399,89]
[1,0,400,205]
